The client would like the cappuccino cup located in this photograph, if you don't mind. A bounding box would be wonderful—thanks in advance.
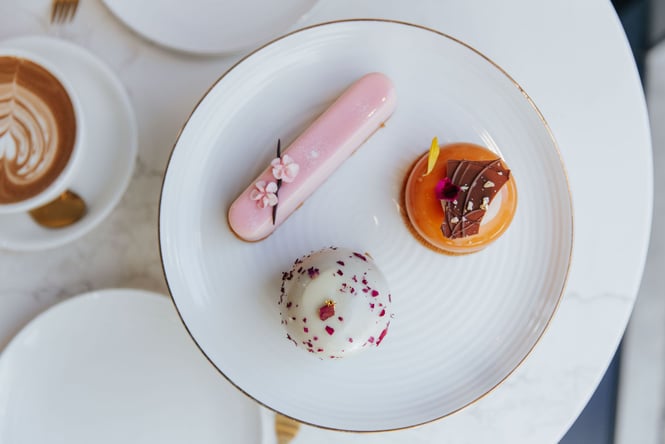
[0,49,84,214]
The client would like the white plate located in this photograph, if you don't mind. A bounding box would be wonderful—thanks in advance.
[159,20,573,432]
[0,288,262,444]
[102,0,319,55]
[0,36,137,251]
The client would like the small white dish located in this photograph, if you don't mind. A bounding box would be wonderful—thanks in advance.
[0,288,262,444]
[0,36,137,251]
[160,20,573,431]
[102,0,319,55]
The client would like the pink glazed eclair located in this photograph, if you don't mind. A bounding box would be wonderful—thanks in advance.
[228,72,397,241]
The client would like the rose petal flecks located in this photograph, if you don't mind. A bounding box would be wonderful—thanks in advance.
[319,300,335,321]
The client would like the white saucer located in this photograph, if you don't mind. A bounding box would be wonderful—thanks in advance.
[102,0,319,55]
[0,288,262,444]
[0,36,137,251]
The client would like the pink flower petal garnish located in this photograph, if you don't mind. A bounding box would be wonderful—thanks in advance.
[249,189,261,201]
[435,177,461,201]
[271,154,300,183]
[264,192,278,208]
[250,180,278,209]
[250,181,267,198]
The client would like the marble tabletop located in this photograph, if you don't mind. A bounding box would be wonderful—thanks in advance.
[0,0,652,443]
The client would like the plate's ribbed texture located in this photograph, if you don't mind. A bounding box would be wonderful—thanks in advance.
[160,20,572,432]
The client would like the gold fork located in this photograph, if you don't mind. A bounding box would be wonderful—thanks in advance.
[50,0,79,23]
[275,414,300,444]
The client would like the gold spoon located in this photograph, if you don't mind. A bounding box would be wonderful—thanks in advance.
[275,414,300,444]
[29,190,87,228]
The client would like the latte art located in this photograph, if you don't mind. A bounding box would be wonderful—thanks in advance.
[0,56,76,204]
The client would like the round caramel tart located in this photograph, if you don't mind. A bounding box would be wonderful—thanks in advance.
[279,247,393,359]
[403,139,517,255]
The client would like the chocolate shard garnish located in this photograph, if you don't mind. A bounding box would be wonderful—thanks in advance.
[441,158,510,239]
[272,139,282,225]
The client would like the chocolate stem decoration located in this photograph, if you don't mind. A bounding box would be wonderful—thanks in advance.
[441,158,510,239]
[272,139,282,225]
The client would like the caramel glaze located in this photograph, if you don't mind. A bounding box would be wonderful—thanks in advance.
[401,142,517,255]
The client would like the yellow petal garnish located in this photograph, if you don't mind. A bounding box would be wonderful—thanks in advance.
[424,137,440,176]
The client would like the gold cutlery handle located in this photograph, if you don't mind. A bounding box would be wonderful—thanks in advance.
[275,414,300,444]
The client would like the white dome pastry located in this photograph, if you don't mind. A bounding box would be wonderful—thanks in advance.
[279,247,393,359]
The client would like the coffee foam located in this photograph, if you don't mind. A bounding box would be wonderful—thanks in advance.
[0,56,76,204]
